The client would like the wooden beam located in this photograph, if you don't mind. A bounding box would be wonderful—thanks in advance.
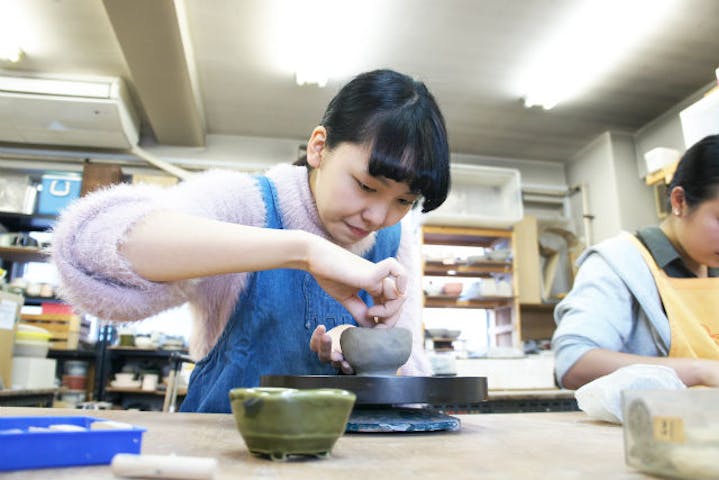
[103,0,205,147]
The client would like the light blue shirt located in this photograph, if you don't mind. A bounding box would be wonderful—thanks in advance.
[551,233,671,388]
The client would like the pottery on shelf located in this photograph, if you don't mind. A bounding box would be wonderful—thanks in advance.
[340,327,412,376]
[228,387,356,461]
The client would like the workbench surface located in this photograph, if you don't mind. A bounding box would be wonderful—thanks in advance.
[0,406,650,479]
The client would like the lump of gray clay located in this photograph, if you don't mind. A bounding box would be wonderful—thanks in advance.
[340,327,412,376]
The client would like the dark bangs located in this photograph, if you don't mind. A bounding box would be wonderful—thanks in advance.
[318,69,450,212]
[365,108,449,213]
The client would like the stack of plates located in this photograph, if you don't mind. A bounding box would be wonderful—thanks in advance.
[110,379,142,388]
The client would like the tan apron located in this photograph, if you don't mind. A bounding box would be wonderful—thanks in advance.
[627,234,719,358]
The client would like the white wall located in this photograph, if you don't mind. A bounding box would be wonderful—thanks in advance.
[634,82,715,177]
[567,131,657,244]
[611,132,657,233]
[567,132,620,243]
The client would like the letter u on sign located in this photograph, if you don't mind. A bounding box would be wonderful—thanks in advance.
[49,180,72,197]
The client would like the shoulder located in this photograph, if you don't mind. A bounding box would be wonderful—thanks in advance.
[161,169,265,225]
[264,163,310,197]
[264,163,331,236]
[578,232,645,273]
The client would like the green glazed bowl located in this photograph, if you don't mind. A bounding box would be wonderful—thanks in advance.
[229,387,356,461]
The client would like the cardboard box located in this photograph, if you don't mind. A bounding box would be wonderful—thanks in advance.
[0,291,23,389]
[20,313,87,350]
[80,163,123,197]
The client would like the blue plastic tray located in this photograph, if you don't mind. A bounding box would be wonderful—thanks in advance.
[0,416,146,471]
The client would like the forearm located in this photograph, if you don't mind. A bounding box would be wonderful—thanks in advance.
[121,211,314,281]
[562,348,719,389]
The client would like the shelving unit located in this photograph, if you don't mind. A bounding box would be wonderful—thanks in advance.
[421,225,520,349]
[0,211,55,282]
[97,340,189,411]
[47,347,99,403]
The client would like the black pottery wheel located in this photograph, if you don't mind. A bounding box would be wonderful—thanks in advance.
[260,375,487,433]
[260,375,487,405]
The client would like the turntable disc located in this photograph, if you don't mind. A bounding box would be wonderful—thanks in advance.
[260,375,487,406]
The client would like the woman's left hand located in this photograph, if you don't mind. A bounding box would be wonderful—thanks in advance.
[309,324,354,374]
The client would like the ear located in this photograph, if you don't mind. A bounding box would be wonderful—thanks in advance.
[306,126,327,168]
[669,186,686,216]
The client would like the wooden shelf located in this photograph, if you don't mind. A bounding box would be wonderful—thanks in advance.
[424,295,515,309]
[48,349,97,359]
[108,346,188,358]
[424,260,512,276]
[105,386,186,396]
[422,224,521,350]
[423,225,512,247]
[0,245,48,263]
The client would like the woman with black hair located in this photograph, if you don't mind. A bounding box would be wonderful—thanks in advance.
[553,134,719,390]
[52,69,451,412]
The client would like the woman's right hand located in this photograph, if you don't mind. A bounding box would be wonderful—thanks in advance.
[305,236,408,328]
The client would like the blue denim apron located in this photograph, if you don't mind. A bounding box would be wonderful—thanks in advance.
[180,175,401,412]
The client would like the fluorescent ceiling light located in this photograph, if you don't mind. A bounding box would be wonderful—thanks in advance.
[0,44,23,63]
[516,0,678,110]
[262,0,392,87]
[0,0,28,63]
[0,76,113,98]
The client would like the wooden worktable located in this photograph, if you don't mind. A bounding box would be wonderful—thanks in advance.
[0,407,650,479]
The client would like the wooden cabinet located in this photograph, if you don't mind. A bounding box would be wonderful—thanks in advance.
[421,225,520,349]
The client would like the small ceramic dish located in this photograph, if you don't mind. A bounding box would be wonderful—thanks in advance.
[229,387,356,461]
[441,281,463,296]
[425,328,461,341]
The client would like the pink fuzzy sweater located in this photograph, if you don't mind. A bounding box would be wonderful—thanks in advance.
[51,163,431,375]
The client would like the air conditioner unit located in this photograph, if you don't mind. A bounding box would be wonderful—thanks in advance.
[0,75,140,150]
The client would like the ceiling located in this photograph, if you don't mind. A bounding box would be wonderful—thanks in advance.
[1,0,718,163]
